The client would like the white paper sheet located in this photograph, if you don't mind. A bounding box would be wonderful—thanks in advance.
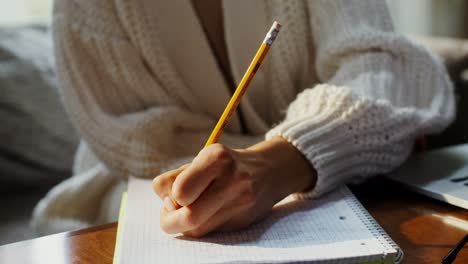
[117,177,396,264]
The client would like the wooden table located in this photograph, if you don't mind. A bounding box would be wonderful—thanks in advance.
[0,178,466,264]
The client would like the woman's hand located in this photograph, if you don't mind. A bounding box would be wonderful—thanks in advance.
[152,136,316,237]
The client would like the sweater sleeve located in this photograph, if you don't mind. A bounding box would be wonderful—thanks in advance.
[53,1,261,179]
[266,0,455,197]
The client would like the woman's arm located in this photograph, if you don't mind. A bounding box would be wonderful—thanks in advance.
[266,0,455,198]
[54,0,261,179]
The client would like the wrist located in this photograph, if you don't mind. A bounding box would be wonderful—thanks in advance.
[246,136,317,199]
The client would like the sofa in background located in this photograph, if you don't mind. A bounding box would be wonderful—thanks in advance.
[0,25,78,245]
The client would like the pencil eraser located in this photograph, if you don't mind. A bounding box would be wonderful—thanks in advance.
[263,21,282,46]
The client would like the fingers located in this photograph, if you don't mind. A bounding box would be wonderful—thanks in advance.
[172,144,235,206]
[163,197,177,211]
[152,164,189,200]
[182,204,247,238]
[160,206,202,234]
[161,195,251,238]
[160,167,260,235]
[156,144,264,236]
[160,179,235,234]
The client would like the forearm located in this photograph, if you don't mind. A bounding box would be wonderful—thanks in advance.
[266,0,455,198]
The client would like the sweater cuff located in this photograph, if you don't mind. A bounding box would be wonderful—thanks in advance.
[266,84,401,198]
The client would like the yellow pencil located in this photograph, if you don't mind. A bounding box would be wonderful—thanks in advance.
[205,21,282,147]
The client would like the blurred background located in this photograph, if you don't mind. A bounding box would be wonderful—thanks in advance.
[0,0,467,245]
[0,0,52,26]
[1,0,467,36]
[389,0,468,38]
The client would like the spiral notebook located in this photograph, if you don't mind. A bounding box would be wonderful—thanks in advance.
[114,177,403,264]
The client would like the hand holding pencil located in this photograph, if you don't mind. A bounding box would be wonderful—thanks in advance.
[152,22,317,237]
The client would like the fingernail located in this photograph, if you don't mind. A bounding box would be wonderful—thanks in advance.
[164,197,176,212]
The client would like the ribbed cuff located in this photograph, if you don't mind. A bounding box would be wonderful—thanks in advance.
[266,84,397,198]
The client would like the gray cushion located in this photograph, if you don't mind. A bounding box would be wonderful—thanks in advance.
[0,25,79,191]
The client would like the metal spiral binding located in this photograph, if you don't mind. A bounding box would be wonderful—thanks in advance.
[342,188,404,264]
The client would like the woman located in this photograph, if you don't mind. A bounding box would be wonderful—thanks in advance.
[33,0,454,237]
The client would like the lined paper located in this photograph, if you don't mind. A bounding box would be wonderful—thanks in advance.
[117,177,395,264]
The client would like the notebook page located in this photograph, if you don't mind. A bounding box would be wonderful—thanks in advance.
[118,177,391,264]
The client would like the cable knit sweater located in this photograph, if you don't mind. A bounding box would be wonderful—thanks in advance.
[32,0,455,235]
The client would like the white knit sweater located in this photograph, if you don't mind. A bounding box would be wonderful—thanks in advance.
[32,0,455,235]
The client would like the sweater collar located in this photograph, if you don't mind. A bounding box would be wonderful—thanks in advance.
[133,0,269,134]
[146,0,243,132]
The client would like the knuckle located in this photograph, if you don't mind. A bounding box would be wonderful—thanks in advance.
[209,144,234,166]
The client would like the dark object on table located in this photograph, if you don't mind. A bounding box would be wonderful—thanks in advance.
[442,234,468,264]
